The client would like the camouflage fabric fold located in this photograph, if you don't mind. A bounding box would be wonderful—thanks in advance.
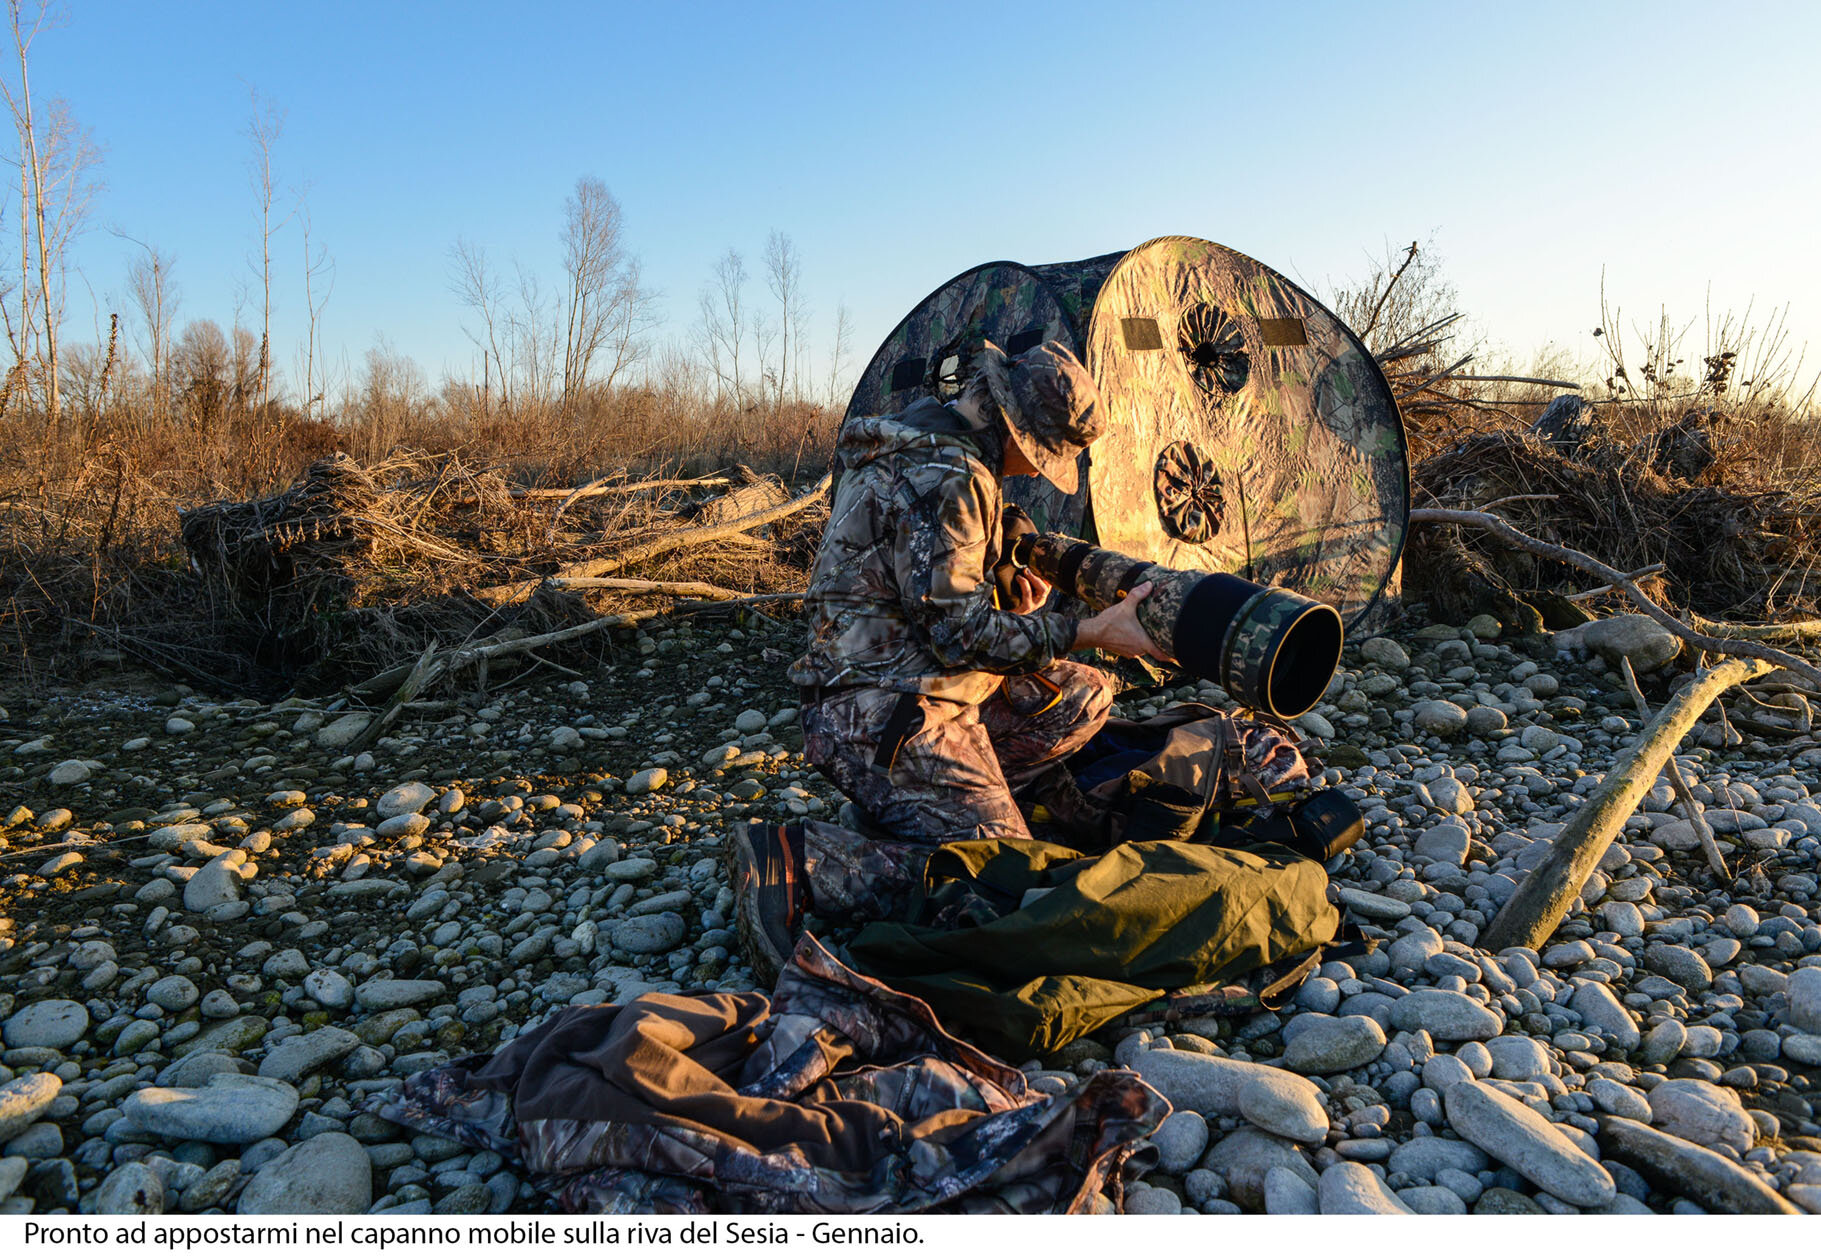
[367,935,1167,1214]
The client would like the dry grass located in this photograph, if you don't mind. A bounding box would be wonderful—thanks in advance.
[0,386,835,693]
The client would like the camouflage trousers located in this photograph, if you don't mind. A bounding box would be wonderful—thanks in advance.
[799,660,1115,921]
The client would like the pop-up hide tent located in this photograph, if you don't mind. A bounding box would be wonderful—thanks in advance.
[843,237,1410,631]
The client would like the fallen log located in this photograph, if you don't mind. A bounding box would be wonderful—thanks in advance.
[1482,655,1772,952]
[546,576,754,600]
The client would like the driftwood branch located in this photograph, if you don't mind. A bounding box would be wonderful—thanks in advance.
[476,472,831,607]
[545,576,756,600]
[1407,506,1821,691]
[1483,656,1773,952]
[1620,656,1727,879]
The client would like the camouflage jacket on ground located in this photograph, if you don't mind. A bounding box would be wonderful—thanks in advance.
[788,397,1078,703]
[367,934,1166,1214]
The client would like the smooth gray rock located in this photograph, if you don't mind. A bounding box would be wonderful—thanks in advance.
[1319,1161,1413,1214]
[1390,990,1502,1040]
[1282,1015,1386,1073]
[1443,1079,1615,1207]
[304,969,355,1010]
[376,782,436,819]
[1203,1128,1317,1212]
[1237,1071,1330,1143]
[1569,981,1641,1051]
[258,1027,362,1083]
[1387,1136,1490,1181]
[123,1074,299,1144]
[354,979,446,1011]
[146,975,200,1012]
[1646,1079,1755,1154]
[183,853,243,911]
[611,912,686,954]
[1263,1164,1318,1215]
[1487,1034,1551,1081]
[0,1072,62,1141]
[1787,966,1821,1035]
[238,1131,373,1214]
[1150,1110,1209,1174]
[2,999,89,1050]
[92,1162,165,1214]
[1598,1116,1798,1215]
[1399,1184,1468,1214]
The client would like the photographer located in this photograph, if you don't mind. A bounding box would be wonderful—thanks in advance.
[728,340,1164,977]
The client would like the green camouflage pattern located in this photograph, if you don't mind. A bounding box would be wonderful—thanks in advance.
[843,262,1091,538]
[841,239,1407,630]
[1080,237,1406,628]
[1219,586,1342,718]
[791,398,1078,704]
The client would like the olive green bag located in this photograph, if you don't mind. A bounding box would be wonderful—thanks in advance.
[846,835,1340,1059]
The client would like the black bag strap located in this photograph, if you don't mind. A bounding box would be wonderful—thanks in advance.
[871,692,926,774]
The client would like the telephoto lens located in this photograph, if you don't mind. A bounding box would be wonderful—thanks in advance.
[1014,532,1343,719]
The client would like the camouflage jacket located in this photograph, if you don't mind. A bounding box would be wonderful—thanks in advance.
[789,397,1079,703]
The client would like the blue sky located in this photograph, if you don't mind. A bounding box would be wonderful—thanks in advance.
[32,0,1821,399]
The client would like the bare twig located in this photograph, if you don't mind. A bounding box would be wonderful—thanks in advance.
[546,576,754,600]
[1566,564,1668,603]
[1620,656,1727,878]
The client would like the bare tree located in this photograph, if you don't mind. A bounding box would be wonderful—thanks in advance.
[762,229,805,411]
[299,206,332,420]
[118,232,177,426]
[450,236,509,415]
[558,175,654,402]
[824,299,854,409]
[696,248,751,406]
[2,0,100,427]
[244,88,292,415]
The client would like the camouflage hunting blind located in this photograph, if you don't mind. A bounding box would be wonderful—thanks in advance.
[843,237,1411,630]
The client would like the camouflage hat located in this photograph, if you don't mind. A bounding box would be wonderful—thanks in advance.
[976,339,1103,494]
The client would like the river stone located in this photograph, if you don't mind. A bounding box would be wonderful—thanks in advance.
[1572,614,1681,672]
[303,969,355,1010]
[123,1073,299,1144]
[172,1015,270,1058]
[183,853,243,911]
[1639,1019,1686,1065]
[1414,823,1472,863]
[1390,991,1502,1040]
[1237,1071,1330,1143]
[1587,1076,1652,1122]
[92,1161,165,1214]
[376,782,436,818]
[1443,1079,1615,1207]
[1135,1049,1289,1117]
[238,1131,373,1214]
[611,912,687,954]
[1332,887,1410,921]
[0,1072,62,1140]
[258,1027,362,1083]
[1647,1079,1756,1154]
[1361,637,1409,669]
[1283,1015,1386,1073]
[47,759,90,786]
[355,979,446,1011]
[3,999,89,1050]
[1643,943,1712,993]
[1387,1136,1490,1180]
[1786,967,1821,1035]
[1319,1161,1413,1214]
[625,767,667,794]
[1569,981,1641,1051]
[1598,1116,1799,1214]
[315,714,371,748]
[1150,1110,1209,1174]
[1203,1128,1318,1212]
[147,975,200,1012]
[1413,701,1468,737]
[1263,1164,1318,1214]
[1487,1034,1552,1081]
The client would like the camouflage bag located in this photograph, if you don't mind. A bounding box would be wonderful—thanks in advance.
[1043,702,1322,848]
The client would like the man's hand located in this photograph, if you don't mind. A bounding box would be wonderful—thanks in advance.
[1073,581,1172,662]
[1006,567,1051,615]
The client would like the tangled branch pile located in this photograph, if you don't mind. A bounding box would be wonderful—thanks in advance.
[1406,426,1821,628]
[131,451,825,692]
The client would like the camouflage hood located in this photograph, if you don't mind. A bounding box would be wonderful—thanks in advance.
[834,398,1001,476]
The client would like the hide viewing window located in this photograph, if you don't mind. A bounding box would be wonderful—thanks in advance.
[1178,303,1249,395]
